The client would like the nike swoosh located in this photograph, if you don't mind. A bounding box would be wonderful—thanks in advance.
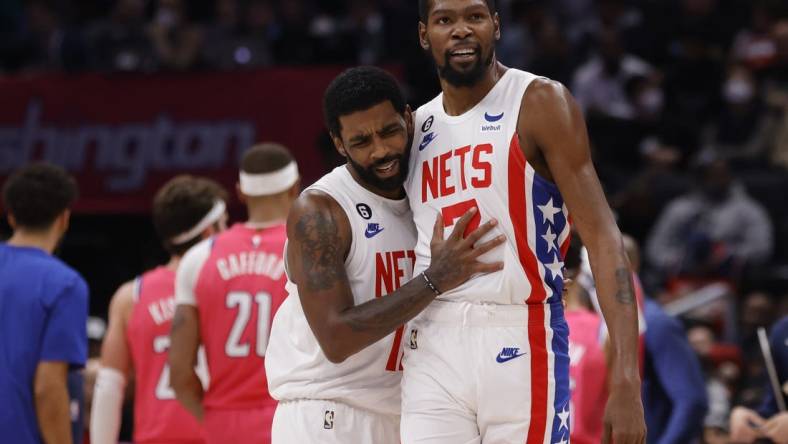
[419,133,436,151]
[484,112,504,122]
[496,352,526,363]
[365,228,384,239]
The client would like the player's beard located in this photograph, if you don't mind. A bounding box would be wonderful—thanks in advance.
[438,45,494,88]
[347,148,411,192]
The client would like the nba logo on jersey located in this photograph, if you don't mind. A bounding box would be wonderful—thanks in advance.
[323,410,335,429]
[409,329,418,350]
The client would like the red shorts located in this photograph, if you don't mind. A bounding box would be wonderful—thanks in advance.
[203,405,277,444]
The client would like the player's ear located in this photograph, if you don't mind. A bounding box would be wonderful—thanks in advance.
[330,133,347,158]
[405,105,414,136]
[288,178,301,200]
[493,12,501,41]
[7,213,17,230]
[235,182,248,205]
[57,209,71,234]
[419,22,429,50]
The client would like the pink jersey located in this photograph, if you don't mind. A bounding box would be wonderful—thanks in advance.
[566,309,607,444]
[192,223,288,410]
[127,266,205,444]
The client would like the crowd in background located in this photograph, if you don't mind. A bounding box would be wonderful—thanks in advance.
[2,0,788,442]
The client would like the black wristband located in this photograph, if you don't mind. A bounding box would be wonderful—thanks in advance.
[422,271,442,296]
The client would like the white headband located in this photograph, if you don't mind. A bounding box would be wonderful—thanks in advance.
[170,200,226,245]
[239,162,299,196]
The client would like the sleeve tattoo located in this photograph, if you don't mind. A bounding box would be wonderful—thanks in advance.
[614,267,635,305]
[295,211,344,291]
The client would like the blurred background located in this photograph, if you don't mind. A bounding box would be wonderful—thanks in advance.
[0,0,787,442]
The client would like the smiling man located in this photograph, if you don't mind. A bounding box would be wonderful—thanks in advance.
[265,66,506,443]
[399,0,647,443]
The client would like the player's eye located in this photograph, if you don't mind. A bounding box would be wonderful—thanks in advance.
[469,13,485,21]
[436,16,450,25]
[350,138,370,148]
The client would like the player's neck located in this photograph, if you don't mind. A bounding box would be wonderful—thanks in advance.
[7,229,59,254]
[440,61,506,116]
[165,256,181,272]
[246,203,289,227]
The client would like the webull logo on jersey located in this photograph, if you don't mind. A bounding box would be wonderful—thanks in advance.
[481,111,504,132]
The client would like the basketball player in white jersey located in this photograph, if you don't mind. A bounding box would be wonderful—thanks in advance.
[265,66,505,443]
[400,1,647,443]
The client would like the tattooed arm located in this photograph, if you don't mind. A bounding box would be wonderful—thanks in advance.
[518,79,645,443]
[288,190,504,363]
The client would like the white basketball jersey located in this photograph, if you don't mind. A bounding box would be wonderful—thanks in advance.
[266,166,417,416]
[405,69,571,306]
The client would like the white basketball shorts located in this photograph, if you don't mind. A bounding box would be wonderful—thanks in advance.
[271,399,400,444]
[400,299,571,444]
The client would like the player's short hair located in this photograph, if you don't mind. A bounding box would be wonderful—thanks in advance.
[241,143,295,175]
[323,66,406,137]
[418,0,497,22]
[2,163,78,230]
[152,175,228,256]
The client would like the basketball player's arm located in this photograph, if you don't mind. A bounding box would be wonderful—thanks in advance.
[289,191,503,363]
[34,361,72,444]
[91,282,134,444]
[519,79,645,443]
[169,305,204,421]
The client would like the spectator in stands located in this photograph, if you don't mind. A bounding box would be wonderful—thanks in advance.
[273,0,314,64]
[737,291,780,407]
[572,25,653,120]
[762,20,788,170]
[731,0,780,73]
[87,0,155,72]
[701,65,772,164]
[10,0,87,73]
[645,157,773,280]
[148,0,202,71]
[686,323,733,441]
[729,315,788,443]
[498,0,543,70]
[202,0,276,70]
[662,29,725,158]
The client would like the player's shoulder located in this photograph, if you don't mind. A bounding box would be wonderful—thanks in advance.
[413,94,443,121]
[521,76,571,110]
[109,279,137,317]
[290,188,347,230]
[180,237,215,273]
[3,245,89,298]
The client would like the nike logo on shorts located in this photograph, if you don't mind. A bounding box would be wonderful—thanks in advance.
[496,347,526,363]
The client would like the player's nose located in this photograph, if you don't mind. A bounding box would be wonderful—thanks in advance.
[450,22,473,40]
[369,136,390,161]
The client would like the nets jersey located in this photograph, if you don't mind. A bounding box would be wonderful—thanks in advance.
[266,166,417,416]
[127,266,206,443]
[405,69,571,306]
[175,223,288,410]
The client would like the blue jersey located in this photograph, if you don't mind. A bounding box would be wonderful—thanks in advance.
[0,243,88,444]
[758,316,788,418]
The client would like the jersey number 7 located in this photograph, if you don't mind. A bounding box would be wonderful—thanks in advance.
[441,198,481,238]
